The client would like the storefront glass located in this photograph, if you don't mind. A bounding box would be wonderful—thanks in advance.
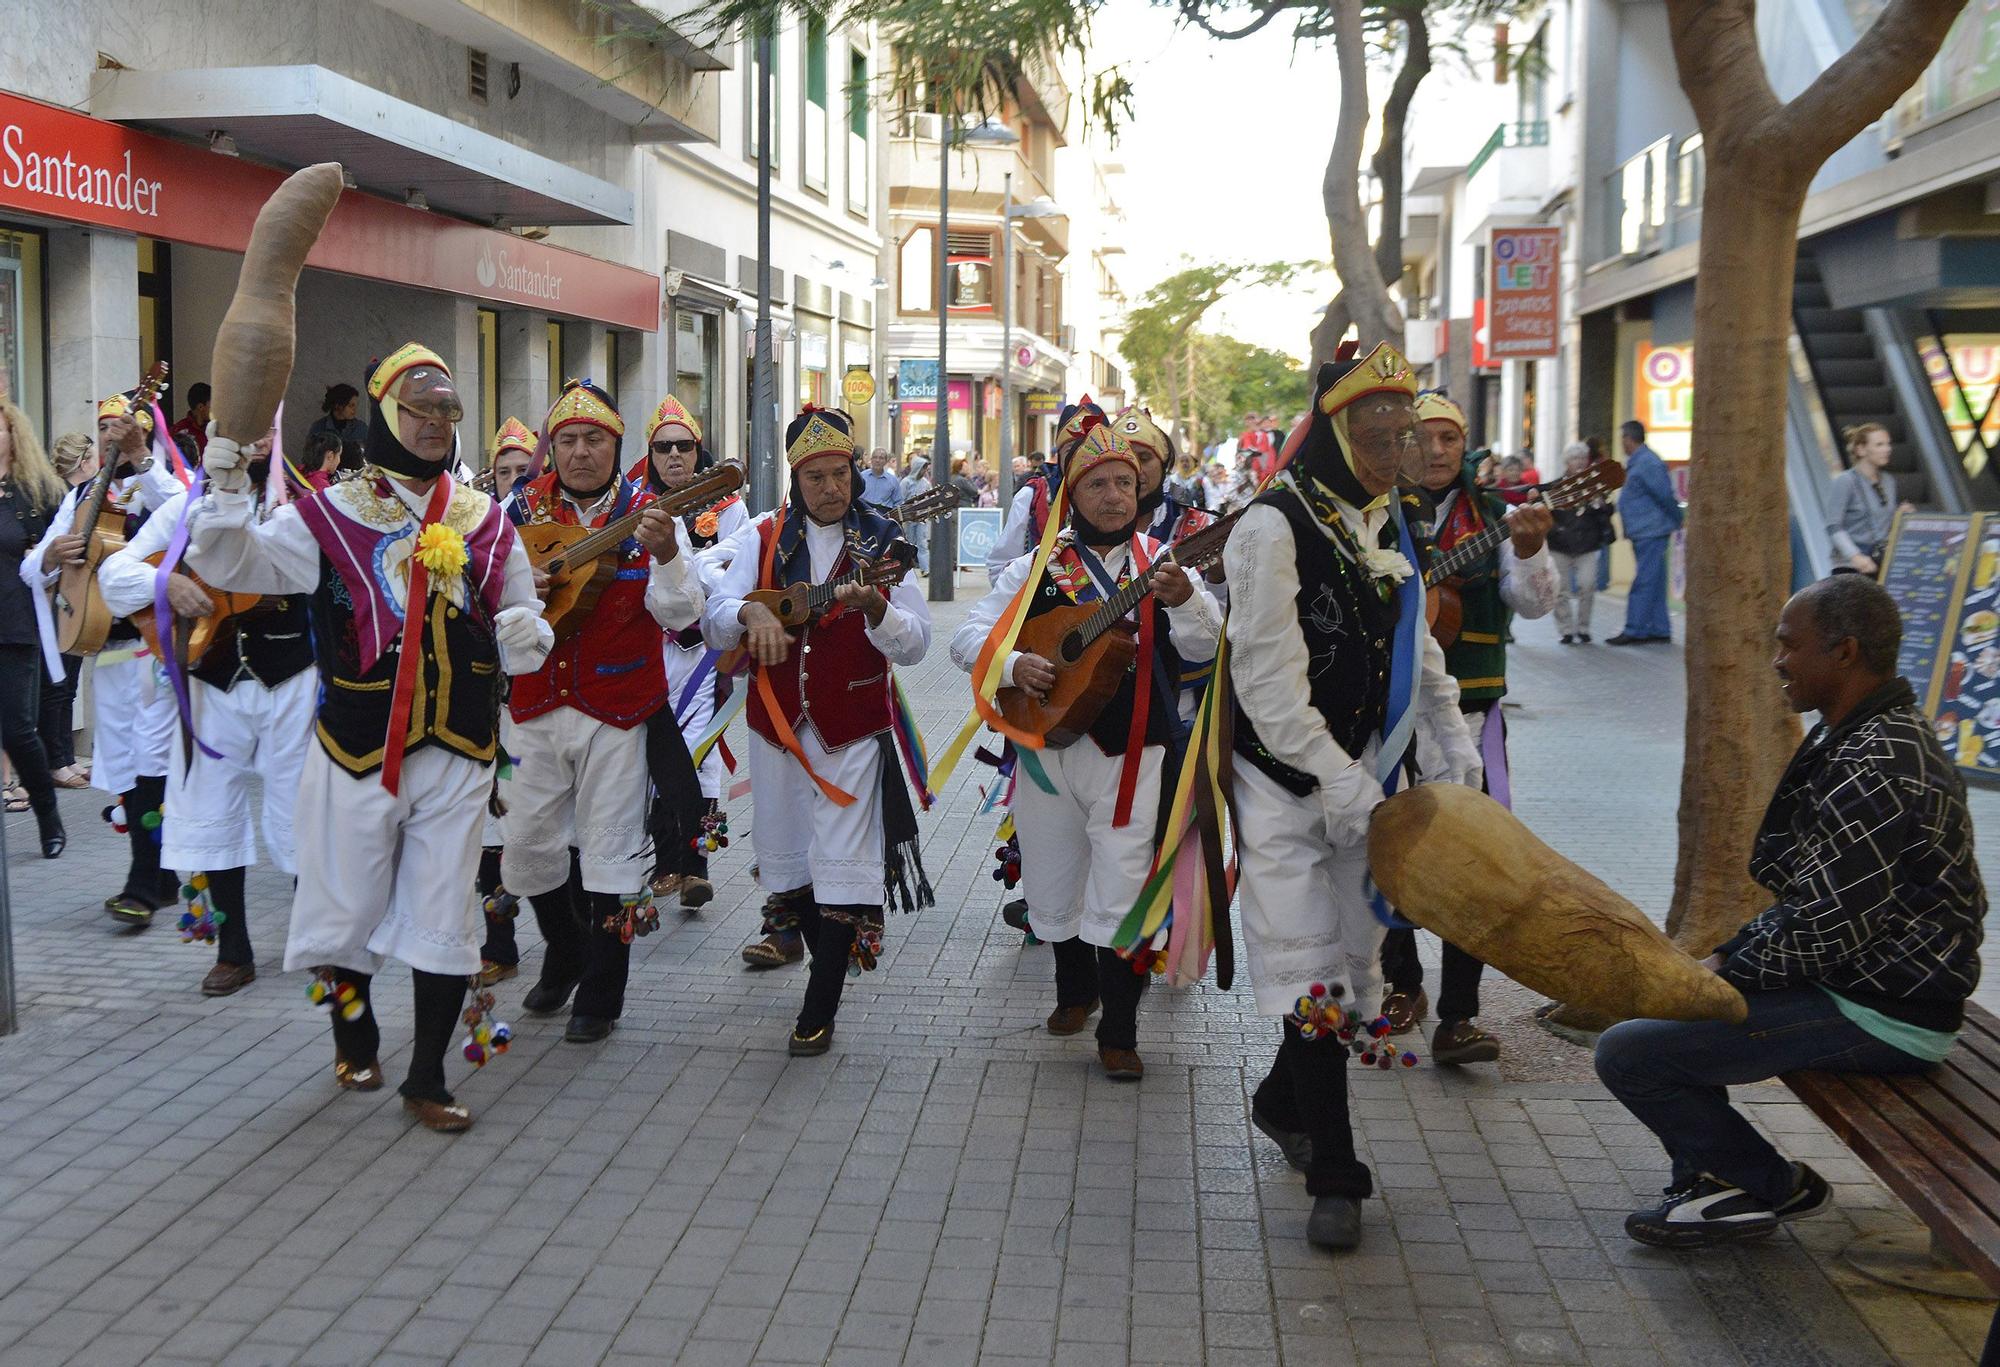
[1917,332,2000,480]
[0,224,46,436]
[478,308,499,453]
[797,314,830,409]
[674,306,720,447]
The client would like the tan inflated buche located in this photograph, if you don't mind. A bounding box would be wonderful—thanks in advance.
[1367,785,1749,1025]
[211,162,345,443]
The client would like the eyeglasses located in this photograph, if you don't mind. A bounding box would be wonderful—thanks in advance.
[651,439,699,455]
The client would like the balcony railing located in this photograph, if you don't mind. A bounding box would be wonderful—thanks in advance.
[1604,134,1703,260]
[1465,121,1549,181]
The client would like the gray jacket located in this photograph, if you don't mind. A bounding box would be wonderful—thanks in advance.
[1825,466,1897,561]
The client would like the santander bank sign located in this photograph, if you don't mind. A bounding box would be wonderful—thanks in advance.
[0,90,656,333]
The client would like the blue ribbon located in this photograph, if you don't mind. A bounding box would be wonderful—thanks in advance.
[1367,498,1428,928]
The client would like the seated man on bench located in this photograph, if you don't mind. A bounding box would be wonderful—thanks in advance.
[1596,573,1984,1248]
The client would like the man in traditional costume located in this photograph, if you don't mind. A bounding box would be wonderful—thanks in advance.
[1226,343,1484,1248]
[98,434,318,996]
[954,420,1223,1080]
[500,380,703,1044]
[704,407,932,1054]
[26,393,189,918]
[185,344,552,1131]
[984,400,1105,584]
[633,394,748,913]
[1116,406,1214,549]
[1378,390,1555,1064]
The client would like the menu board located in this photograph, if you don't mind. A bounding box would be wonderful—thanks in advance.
[1883,510,2000,784]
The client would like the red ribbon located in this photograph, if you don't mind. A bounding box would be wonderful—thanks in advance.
[381,475,454,796]
[1112,535,1157,829]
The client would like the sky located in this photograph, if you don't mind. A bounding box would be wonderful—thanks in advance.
[1095,0,1497,364]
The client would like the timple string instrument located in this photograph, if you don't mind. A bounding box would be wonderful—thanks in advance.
[54,361,170,654]
[522,465,743,641]
[1424,460,1626,648]
[996,511,1240,748]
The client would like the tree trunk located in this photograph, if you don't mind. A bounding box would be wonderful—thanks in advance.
[1310,290,1352,373]
[1663,151,1810,953]
[1322,0,1401,360]
[1369,7,1431,306]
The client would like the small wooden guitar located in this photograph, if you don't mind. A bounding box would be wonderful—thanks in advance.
[53,361,170,654]
[996,511,1239,748]
[521,466,744,642]
[1425,461,1626,648]
[130,554,275,669]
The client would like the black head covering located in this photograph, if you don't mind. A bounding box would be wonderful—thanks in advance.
[1292,357,1371,508]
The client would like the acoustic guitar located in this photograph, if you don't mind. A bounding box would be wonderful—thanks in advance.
[1424,461,1626,648]
[130,555,274,670]
[521,466,744,642]
[715,487,958,672]
[996,511,1240,748]
[53,361,170,654]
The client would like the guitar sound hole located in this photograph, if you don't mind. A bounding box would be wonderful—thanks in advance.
[1058,631,1084,666]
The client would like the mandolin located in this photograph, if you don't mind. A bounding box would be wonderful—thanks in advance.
[1425,461,1626,648]
[130,553,275,670]
[54,361,170,654]
[996,511,1239,748]
[521,465,744,642]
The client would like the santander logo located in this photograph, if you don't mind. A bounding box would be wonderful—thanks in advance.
[474,243,563,304]
[3,123,164,218]
[475,247,497,289]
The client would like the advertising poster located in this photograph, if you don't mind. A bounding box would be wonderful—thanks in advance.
[1882,510,2000,785]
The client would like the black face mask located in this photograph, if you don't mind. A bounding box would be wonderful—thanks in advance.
[367,400,453,481]
[1137,487,1165,517]
[558,472,617,504]
[1071,506,1137,548]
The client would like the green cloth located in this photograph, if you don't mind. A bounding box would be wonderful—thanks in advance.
[1818,986,1958,1063]
[1432,477,1511,702]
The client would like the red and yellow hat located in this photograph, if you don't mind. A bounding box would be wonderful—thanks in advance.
[490,417,536,460]
[1062,421,1139,485]
[1414,390,1466,433]
[1054,395,1106,463]
[784,406,855,468]
[648,394,703,445]
[1316,341,1418,419]
[544,378,624,440]
[368,342,452,402]
[97,392,156,435]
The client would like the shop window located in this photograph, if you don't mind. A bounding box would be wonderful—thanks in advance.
[1918,332,2000,481]
[478,308,498,453]
[674,307,720,444]
[744,34,781,171]
[0,225,46,436]
[798,319,830,407]
[137,238,172,402]
[547,320,564,403]
[804,14,829,194]
[848,48,870,215]
[946,230,994,314]
[899,228,934,313]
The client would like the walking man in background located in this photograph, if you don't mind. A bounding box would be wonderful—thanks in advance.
[1608,420,1683,645]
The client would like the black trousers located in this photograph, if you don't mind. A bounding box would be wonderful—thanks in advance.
[1051,938,1148,1051]
[121,773,178,908]
[796,903,880,1035]
[477,846,517,966]
[1253,1020,1374,1199]
[329,968,468,1104]
[207,865,252,966]
[0,642,57,816]
[528,852,632,1019]
[39,652,81,770]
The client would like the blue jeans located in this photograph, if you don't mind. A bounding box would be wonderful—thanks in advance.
[1621,534,1673,639]
[1595,987,1929,1206]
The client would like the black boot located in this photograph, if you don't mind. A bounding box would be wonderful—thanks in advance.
[200,866,256,997]
[108,775,170,924]
[31,790,65,859]
[401,970,472,1131]
[523,854,587,1014]
[327,970,382,1089]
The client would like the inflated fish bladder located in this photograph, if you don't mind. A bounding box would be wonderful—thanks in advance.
[211,162,345,444]
[1367,784,1748,1025]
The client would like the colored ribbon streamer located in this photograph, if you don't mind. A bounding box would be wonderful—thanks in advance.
[690,685,748,767]
[152,468,224,767]
[746,509,856,807]
[1480,703,1511,810]
[1373,497,1428,786]
[147,401,193,488]
[674,647,721,725]
[381,474,455,796]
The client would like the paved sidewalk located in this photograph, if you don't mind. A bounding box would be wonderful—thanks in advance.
[1,582,1995,1366]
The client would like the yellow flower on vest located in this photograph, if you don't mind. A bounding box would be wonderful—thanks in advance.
[416,523,469,582]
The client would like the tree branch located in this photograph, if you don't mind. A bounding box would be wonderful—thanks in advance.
[1664,0,1782,159]
[1175,0,1294,42]
[1775,0,1966,165]
[1370,3,1431,293]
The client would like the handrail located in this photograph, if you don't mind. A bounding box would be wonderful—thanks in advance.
[1465,121,1550,180]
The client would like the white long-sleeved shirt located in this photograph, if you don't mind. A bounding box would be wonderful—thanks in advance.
[186,480,553,675]
[701,511,931,666]
[986,483,1040,584]
[953,539,1223,689]
[1430,488,1559,620]
[1224,499,1465,794]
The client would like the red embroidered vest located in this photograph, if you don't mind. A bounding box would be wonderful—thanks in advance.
[745,517,894,752]
[507,472,669,729]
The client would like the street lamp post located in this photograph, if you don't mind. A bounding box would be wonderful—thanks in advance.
[997,182,1060,514]
[751,26,777,514]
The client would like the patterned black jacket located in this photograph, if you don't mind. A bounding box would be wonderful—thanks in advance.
[1715,678,1984,1030]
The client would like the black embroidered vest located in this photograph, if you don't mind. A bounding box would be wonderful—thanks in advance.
[192,596,314,693]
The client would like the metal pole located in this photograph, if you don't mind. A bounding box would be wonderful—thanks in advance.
[998,170,1014,513]
[930,115,955,602]
[751,25,778,514]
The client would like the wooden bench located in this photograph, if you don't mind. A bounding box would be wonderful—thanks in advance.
[1782,999,2000,1303]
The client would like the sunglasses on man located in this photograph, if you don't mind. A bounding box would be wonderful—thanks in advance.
[651,438,699,455]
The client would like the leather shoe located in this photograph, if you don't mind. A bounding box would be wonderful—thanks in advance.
[1381,988,1428,1036]
[1307,1195,1363,1250]
[334,1057,384,1091]
[1099,1047,1144,1081]
[1606,633,1668,646]
[680,876,715,910]
[105,895,154,927]
[477,960,518,987]
[36,807,66,859]
[565,1014,613,1043]
[1251,1107,1312,1174]
[402,1096,473,1132]
[789,1023,834,1056]
[521,978,577,1015]
[201,961,256,997]
[742,931,804,969]
[1432,1020,1502,1066]
[1046,1000,1099,1036]
[1001,899,1032,933]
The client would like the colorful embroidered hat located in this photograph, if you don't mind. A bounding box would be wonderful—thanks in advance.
[97,391,156,434]
[1062,420,1139,484]
[1114,406,1173,463]
[1315,341,1418,418]
[544,378,624,439]
[648,394,703,445]
[1414,389,1467,433]
[784,406,856,468]
[368,342,453,402]
[490,417,536,459]
[1053,396,1107,463]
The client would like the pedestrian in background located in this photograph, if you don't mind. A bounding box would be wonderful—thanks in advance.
[902,452,934,576]
[171,383,211,457]
[1588,436,1614,593]
[860,446,902,506]
[949,455,980,506]
[0,399,71,856]
[38,432,94,789]
[1825,423,1908,576]
[1608,420,1684,645]
[307,382,368,466]
[1547,442,1617,644]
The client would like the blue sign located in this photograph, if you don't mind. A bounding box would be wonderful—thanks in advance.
[957,507,1004,569]
[898,358,939,403]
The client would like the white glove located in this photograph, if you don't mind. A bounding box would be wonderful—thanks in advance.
[1446,736,1486,792]
[1319,761,1387,849]
[493,604,546,656]
[201,425,251,491]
